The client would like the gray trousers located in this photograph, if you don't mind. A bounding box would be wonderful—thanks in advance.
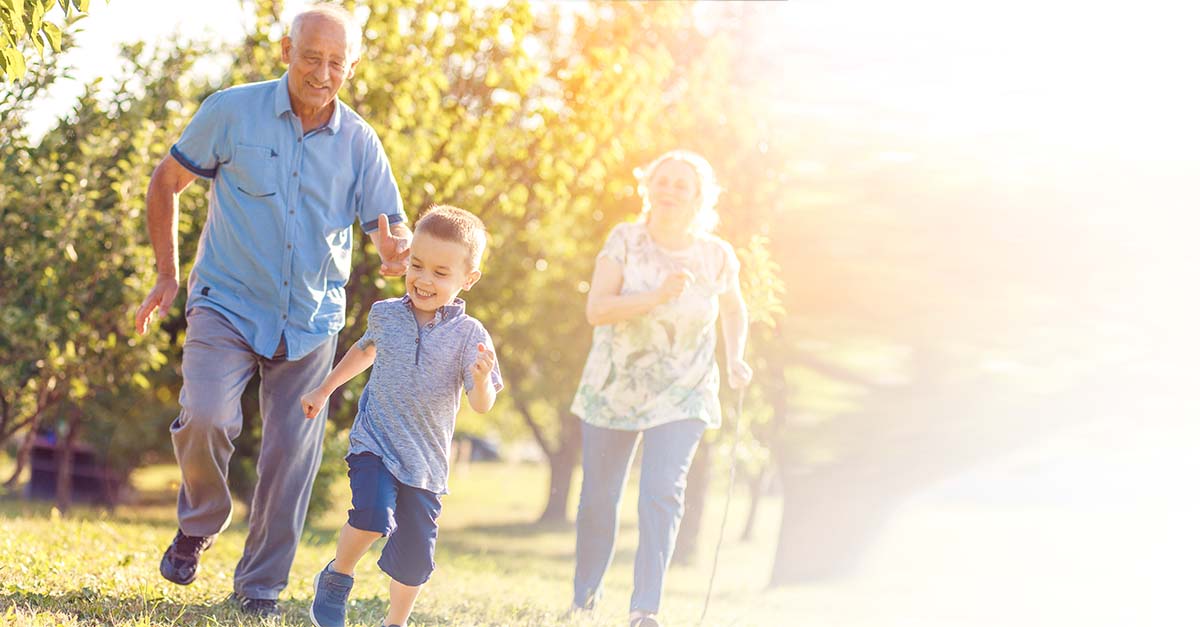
[171,306,334,600]
[573,418,707,614]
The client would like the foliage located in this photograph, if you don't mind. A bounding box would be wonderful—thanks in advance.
[0,0,92,81]
[0,33,216,491]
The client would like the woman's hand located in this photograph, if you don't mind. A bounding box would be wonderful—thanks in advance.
[727,358,753,390]
[656,270,694,304]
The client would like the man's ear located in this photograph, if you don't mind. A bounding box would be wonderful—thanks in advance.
[281,36,293,64]
[347,57,360,80]
[462,269,482,291]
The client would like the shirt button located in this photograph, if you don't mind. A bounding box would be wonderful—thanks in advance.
[283,281,288,286]
[286,243,292,249]
[296,137,302,143]
[293,171,298,177]
[289,210,295,214]
[282,314,288,319]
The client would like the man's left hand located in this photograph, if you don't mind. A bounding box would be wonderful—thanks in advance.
[376,214,411,277]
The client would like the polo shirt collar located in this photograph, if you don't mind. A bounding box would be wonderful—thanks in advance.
[274,72,344,135]
[400,294,466,324]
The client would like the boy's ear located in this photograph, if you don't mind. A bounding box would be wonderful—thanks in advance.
[462,269,482,291]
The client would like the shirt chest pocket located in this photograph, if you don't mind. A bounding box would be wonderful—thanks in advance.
[228,143,280,198]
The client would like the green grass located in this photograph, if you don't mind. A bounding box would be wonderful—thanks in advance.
[0,458,797,626]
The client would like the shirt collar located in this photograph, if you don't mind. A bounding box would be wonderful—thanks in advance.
[274,72,344,135]
[399,294,466,325]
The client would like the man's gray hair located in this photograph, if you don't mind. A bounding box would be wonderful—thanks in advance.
[290,3,364,61]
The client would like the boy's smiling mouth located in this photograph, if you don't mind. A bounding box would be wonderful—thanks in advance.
[413,286,436,298]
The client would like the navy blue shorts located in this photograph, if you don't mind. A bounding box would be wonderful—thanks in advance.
[346,452,443,586]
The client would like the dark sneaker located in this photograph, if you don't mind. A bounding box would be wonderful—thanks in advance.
[236,594,282,619]
[159,529,214,585]
[309,561,354,627]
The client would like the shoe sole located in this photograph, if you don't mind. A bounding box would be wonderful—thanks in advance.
[309,569,324,627]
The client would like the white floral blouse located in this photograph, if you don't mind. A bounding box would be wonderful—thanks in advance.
[571,221,740,431]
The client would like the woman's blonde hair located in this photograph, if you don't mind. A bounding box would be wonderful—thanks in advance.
[634,149,723,234]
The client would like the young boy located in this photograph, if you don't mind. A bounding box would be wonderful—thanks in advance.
[299,206,502,627]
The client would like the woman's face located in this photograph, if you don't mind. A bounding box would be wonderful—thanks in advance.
[647,159,702,228]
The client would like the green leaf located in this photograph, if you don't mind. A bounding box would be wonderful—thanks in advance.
[42,21,60,52]
[30,0,44,36]
[10,1,26,39]
[2,48,26,80]
[30,27,43,57]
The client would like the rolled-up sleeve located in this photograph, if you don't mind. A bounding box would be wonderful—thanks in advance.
[357,133,406,234]
[170,91,232,179]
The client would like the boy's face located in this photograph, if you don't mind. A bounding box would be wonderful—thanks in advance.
[405,231,480,313]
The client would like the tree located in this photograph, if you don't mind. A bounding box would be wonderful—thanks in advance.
[0,29,211,508]
[0,0,93,81]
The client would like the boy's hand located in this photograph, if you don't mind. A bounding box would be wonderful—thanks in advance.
[471,343,495,381]
[300,387,330,419]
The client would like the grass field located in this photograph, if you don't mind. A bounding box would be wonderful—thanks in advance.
[0,457,797,626]
[3,415,1188,627]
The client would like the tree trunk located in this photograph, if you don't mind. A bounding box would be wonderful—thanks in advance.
[672,437,711,565]
[55,413,83,512]
[739,464,769,542]
[538,413,580,524]
[4,417,40,488]
[769,461,904,586]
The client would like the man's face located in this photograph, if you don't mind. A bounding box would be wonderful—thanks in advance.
[281,16,357,113]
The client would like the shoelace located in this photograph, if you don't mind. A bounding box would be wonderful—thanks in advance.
[172,532,209,559]
[319,572,353,605]
[241,597,277,612]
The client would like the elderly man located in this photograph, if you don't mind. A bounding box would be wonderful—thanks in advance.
[134,4,410,618]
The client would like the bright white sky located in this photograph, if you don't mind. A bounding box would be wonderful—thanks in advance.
[25,0,299,139]
[28,0,1200,164]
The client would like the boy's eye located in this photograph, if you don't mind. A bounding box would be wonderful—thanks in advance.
[435,272,447,278]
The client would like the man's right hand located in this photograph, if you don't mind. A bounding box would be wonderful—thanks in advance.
[135,275,180,335]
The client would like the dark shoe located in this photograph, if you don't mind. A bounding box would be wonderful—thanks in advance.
[159,529,214,585]
[631,615,661,627]
[309,561,354,627]
[237,594,282,619]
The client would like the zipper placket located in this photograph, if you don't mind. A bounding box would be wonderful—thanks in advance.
[409,306,443,365]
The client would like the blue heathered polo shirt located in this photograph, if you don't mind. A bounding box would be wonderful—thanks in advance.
[171,73,406,360]
[350,295,503,495]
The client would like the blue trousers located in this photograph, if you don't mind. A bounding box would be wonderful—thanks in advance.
[573,418,707,613]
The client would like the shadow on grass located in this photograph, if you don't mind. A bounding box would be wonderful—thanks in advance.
[1,589,282,626]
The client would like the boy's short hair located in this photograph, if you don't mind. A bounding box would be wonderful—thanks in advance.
[414,205,488,270]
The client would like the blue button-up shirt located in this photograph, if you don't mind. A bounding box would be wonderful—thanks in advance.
[171,73,406,360]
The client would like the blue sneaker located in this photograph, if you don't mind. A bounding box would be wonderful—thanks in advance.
[309,561,354,627]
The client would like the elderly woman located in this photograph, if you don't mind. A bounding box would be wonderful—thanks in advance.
[570,150,752,627]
